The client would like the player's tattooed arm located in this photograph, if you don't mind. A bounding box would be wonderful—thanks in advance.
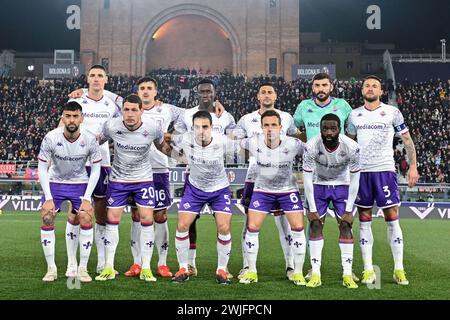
[401,132,419,187]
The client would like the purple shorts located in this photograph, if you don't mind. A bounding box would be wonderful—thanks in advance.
[248,191,304,213]
[179,178,232,215]
[129,173,172,210]
[355,171,400,209]
[106,181,155,209]
[86,166,111,198]
[309,184,349,218]
[242,182,281,213]
[40,183,88,213]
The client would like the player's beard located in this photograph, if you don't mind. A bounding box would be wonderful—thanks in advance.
[363,94,379,103]
[315,91,331,102]
[322,133,339,147]
[66,124,79,134]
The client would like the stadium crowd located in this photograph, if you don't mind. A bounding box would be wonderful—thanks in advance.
[0,70,448,183]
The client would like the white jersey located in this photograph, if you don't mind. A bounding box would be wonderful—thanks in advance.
[347,103,409,172]
[233,109,298,182]
[303,134,361,185]
[240,134,305,193]
[99,118,163,183]
[171,133,239,192]
[174,105,236,136]
[70,94,121,167]
[38,127,102,183]
[142,103,184,173]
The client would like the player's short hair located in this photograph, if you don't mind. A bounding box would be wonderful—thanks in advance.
[257,82,276,93]
[89,64,107,73]
[123,94,142,109]
[192,110,212,126]
[260,110,281,125]
[197,78,215,89]
[320,113,341,129]
[363,75,383,86]
[63,101,83,113]
[312,72,332,84]
[137,76,158,88]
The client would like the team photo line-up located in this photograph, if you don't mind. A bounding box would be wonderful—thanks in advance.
[38,64,419,288]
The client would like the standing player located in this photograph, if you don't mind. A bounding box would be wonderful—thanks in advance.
[124,77,184,278]
[293,72,352,141]
[38,101,102,282]
[94,94,168,282]
[170,111,237,284]
[174,79,236,277]
[239,110,307,285]
[67,65,121,277]
[347,76,419,285]
[232,82,302,281]
[293,72,359,282]
[302,113,361,289]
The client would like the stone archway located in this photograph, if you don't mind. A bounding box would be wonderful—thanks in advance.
[135,4,242,75]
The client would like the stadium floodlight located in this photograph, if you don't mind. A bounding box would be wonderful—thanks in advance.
[27,65,34,71]
[440,39,446,63]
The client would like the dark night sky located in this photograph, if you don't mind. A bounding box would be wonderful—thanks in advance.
[0,0,449,52]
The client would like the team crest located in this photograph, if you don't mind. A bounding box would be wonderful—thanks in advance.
[156,107,162,113]
[79,140,86,148]
[332,106,337,112]
[107,197,114,205]
[380,111,386,117]
[227,171,236,183]
[339,151,347,157]
[142,130,149,137]
[252,200,260,208]
[183,203,191,209]
[307,109,313,113]
[282,148,289,154]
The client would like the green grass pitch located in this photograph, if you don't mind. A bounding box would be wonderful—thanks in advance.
[0,212,449,300]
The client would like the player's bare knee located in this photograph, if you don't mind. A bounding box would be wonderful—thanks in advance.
[154,210,167,223]
[42,213,55,226]
[339,220,353,239]
[217,223,230,235]
[309,219,323,238]
[79,211,92,226]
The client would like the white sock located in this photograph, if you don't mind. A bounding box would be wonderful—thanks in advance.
[274,215,294,269]
[387,219,404,270]
[309,237,324,276]
[104,222,119,270]
[155,219,169,267]
[217,233,232,271]
[244,228,259,273]
[65,220,79,268]
[41,226,56,268]
[131,220,141,265]
[241,218,249,268]
[290,228,306,274]
[359,220,374,271]
[140,222,155,270]
[79,225,94,268]
[175,230,190,270]
[339,239,354,276]
[188,247,197,267]
[95,223,106,270]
